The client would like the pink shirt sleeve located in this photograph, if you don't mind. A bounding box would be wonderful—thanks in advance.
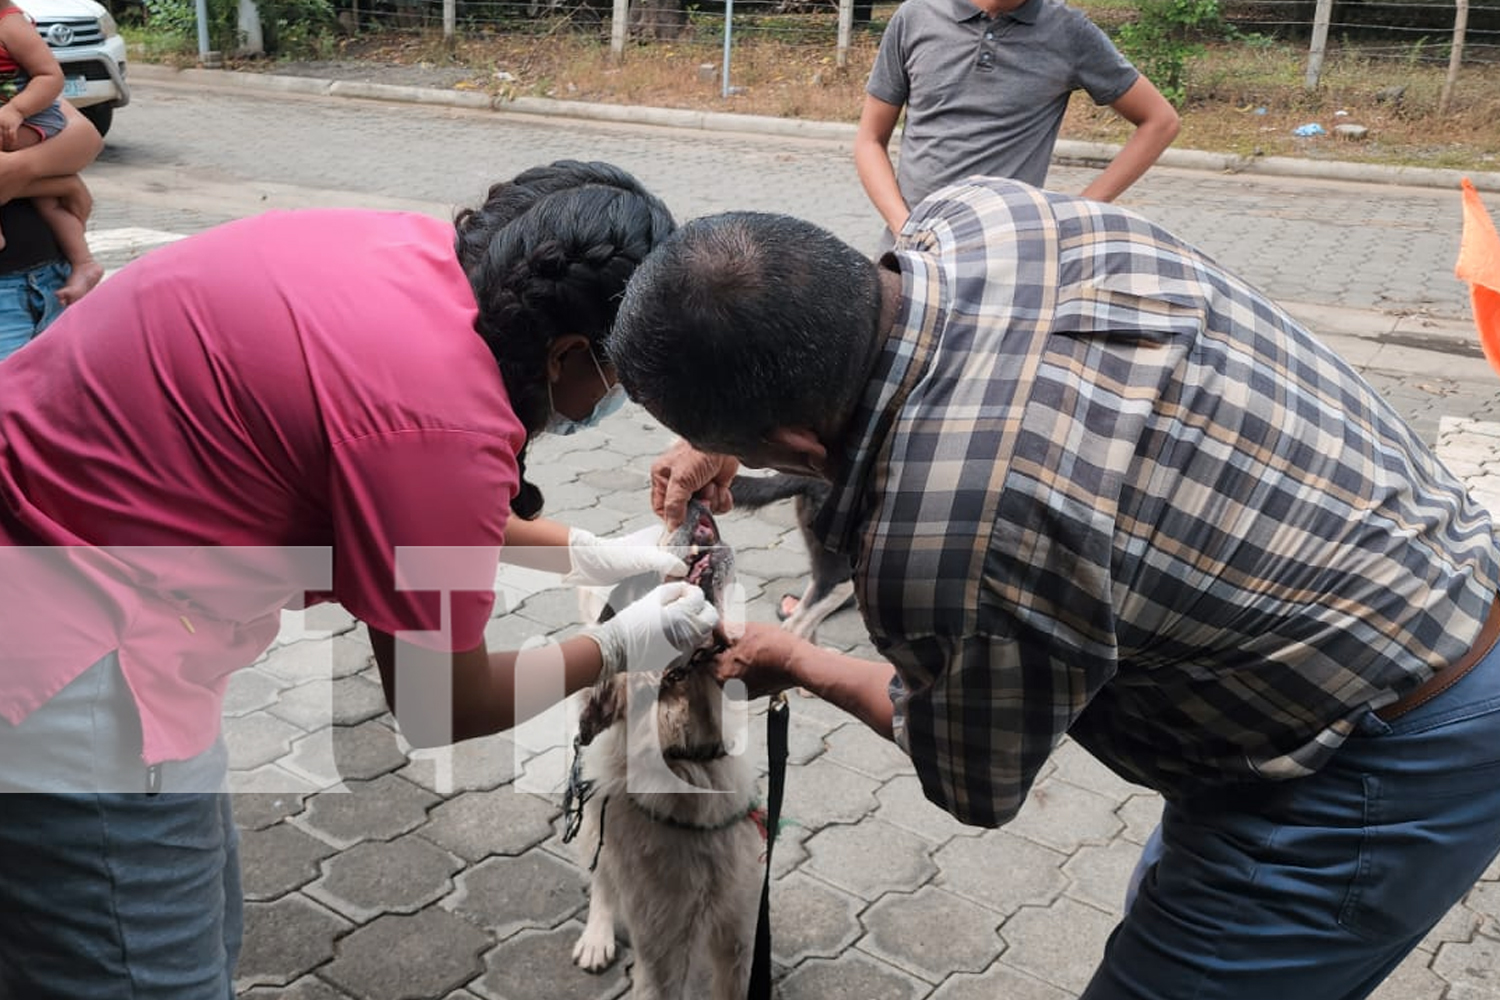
[329,426,518,653]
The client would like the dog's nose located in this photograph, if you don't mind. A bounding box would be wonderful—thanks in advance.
[691,512,717,547]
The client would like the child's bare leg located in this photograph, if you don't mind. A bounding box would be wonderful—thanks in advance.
[36,192,102,306]
[0,105,102,205]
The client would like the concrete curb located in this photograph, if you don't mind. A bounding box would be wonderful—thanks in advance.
[131,64,1500,194]
[1281,299,1481,360]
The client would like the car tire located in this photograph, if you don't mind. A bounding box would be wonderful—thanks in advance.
[79,103,112,138]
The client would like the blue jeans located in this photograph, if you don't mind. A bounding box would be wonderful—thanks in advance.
[0,655,242,999]
[0,259,68,362]
[1091,638,1500,1000]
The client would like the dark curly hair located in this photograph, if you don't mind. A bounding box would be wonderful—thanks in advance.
[455,160,675,519]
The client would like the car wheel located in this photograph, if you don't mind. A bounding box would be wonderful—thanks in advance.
[79,104,112,139]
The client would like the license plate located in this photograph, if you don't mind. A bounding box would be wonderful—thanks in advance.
[62,76,86,98]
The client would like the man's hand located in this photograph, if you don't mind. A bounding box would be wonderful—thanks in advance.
[713,622,810,700]
[716,622,897,740]
[651,441,739,529]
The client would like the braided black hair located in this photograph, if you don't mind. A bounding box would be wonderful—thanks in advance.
[455,161,675,519]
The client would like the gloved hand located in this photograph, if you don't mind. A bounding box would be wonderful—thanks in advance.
[561,526,689,586]
[583,581,721,675]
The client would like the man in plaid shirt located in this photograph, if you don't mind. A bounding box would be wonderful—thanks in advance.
[610,176,1500,999]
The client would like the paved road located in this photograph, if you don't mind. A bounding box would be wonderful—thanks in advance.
[96,76,1480,325]
[69,78,1500,999]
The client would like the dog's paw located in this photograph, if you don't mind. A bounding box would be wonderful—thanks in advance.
[572,928,618,972]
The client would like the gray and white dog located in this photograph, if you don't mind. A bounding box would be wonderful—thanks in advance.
[569,501,764,1000]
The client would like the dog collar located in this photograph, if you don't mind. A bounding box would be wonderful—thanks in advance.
[623,794,762,834]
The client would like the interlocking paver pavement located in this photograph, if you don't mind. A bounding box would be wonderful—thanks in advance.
[236,895,353,990]
[445,852,584,938]
[934,832,1070,917]
[240,823,339,902]
[860,886,1002,982]
[309,837,466,923]
[67,76,1500,997]
[318,909,491,1000]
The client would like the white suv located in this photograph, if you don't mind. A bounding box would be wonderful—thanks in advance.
[18,0,129,137]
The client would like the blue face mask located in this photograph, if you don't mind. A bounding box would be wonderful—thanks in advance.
[546,352,627,436]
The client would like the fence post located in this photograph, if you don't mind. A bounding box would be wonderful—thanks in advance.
[611,0,628,60]
[443,0,455,44]
[837,0,854,68]
[1439,0,1469,114]
[195,0,211,59]
[1304,0,1333,89]
[721,0,735,97]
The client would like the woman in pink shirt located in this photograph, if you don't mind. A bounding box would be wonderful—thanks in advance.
[0,160,717,998]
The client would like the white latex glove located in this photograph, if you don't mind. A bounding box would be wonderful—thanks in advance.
[583,581,721,675]
[561,526,689,587]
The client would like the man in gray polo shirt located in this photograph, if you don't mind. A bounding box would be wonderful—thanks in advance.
[855,0,1180,250]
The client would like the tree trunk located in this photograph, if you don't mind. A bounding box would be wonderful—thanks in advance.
[630,0,688,39]
[236,0,263,54]
[1439,0,1469,115]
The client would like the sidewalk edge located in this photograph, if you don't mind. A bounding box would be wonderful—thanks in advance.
[129,64,1500,194]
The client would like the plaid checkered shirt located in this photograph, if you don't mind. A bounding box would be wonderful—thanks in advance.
[813,177,1500,827]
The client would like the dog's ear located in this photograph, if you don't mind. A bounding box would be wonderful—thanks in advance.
[577,676,627,747]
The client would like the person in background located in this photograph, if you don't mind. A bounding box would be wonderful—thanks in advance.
[0,0,103,304]
[0,160,716,998]
[618,177,1500,1000]
[854,0,1180,252]
[0,101,102,361]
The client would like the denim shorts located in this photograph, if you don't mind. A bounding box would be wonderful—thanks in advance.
[1091,638,1500,1000]
[0,258,68,362]
[0,654,242,999]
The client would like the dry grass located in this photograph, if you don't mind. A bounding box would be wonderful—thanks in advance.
[226,21,1500,172]
[300,27,881,119]
[1069,42,1500,169]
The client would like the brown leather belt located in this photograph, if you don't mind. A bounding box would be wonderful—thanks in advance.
[1376,595,1500,722]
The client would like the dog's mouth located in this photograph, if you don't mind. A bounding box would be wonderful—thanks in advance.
[668,501,733,621]
[660,500,735,682]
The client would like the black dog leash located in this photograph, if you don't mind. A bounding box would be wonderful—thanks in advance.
[747,691,789,1000]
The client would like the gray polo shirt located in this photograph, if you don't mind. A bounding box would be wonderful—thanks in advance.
[867,0,1138,211]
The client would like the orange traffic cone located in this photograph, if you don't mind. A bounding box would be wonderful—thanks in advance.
[1458,178,1500,377]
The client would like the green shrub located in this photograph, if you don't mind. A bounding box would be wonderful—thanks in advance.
[141,0,333,55]
[261,0,336,57]
[143,0,234,47]
[1116,0,1228,105]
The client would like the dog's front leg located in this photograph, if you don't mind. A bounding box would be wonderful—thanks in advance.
[707,935,753,1000]
[573,861,620,972]
[707,882,759,1000]
[628,932,695,1000]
